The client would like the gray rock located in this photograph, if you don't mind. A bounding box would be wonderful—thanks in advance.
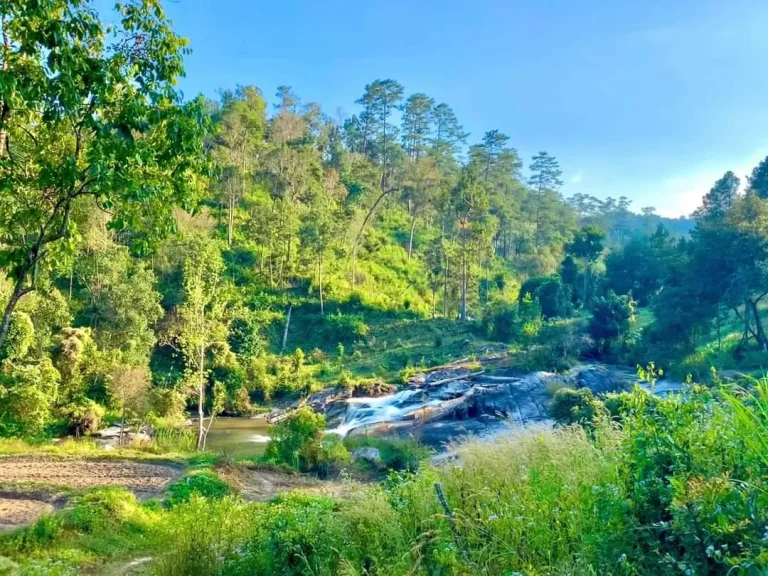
[352,447,381,464]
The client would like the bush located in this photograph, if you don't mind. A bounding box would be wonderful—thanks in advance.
[224,494,345,576]
[324,312,369,344]
[167,470,232,507]
[519,275,573,319]
[588,291,635,350]
[345,437,431,472]
[264,407,349,474]
[550,387,607,429]
[59,398,105,436]
[0,358,60,437]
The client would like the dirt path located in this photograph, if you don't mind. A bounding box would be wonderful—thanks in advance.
[0,457,181,531]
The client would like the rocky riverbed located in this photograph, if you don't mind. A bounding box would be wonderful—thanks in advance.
[271,362,682,448]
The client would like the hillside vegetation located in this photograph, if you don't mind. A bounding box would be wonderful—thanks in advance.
[2,2,768,575]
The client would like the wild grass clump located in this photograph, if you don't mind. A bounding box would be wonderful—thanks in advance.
[166,470,232,507]
[153,496,254,576]
[344,436,431,472]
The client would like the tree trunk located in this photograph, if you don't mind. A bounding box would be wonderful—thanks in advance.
[751,300,768,351]
[196,344,205,451]
[119,404,126,447]
[227,179,234,246]
[281,304,292,354]
[318,255,324,316]
[408,212,417,260]
[443,250,449,318]
[459,232,468,321]
[351,187,396,288]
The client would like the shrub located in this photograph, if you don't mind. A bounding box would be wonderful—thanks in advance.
[345,437,431,472]
[550,388,607,429]
[223,494,345,576]
[324,312,369,345]
[0,358,60,437]
[519,275,573,319]
[167,470,232,507]
[59,398,105,436]
[263,407,349,475]
[588,291,635,350]
[153,425,196,453]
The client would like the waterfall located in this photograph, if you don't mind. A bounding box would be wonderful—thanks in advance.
[327,389,426,437]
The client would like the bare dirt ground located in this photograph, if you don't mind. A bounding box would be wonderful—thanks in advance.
[0,457,180,493]
[215,463,362,502]
[0,496,55,531]
[0,457,181,531]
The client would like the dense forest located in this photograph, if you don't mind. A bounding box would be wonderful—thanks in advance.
[1,2,768,575]
[0,0,701,445]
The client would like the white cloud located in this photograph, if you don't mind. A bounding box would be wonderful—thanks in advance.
[570,171,583,184]
[654,150,768,218]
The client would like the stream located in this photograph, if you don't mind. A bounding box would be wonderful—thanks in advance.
[204,417,271,457]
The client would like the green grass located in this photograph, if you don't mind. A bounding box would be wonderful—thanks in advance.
[4,380,768,575]
[312,317,497,384]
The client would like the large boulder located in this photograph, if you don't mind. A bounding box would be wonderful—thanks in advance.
[351,447,382,465]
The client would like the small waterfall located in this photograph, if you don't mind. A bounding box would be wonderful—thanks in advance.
[328,389,425,437]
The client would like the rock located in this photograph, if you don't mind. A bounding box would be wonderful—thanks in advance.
[565,364,635,394]
[352,447,381,464]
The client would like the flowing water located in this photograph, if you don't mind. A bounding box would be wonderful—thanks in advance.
[204,417,271,457]
[328,388,452,437]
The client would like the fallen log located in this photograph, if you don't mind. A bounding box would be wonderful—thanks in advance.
[417,371,485,389]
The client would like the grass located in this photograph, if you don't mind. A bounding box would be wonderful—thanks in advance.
[0,437,192,462]
[312,317,499,385]
[4,379,768,575]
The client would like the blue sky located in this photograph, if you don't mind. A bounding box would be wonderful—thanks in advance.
[147,0,768,217]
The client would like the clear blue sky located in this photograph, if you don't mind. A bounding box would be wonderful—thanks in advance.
[152,0,768,217]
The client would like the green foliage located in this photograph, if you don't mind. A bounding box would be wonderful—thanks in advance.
[264,407,349,474]
[481,293,542,343]
[323,312,370,344]
[0,357,60,436]
[0,312,34,360]
[345,437,431,472]
[58,398,105,436]
[167,470,232,507]
[589,291,635,348]
[223,494,345,576]
[550,387,608,429]
[519,274,573,319]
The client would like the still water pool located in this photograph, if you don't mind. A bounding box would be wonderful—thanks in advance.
[203,417,271,457]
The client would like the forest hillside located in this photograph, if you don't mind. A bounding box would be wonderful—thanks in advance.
[0,2,767,575]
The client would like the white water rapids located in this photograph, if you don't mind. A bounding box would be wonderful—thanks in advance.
[327,388,455,437]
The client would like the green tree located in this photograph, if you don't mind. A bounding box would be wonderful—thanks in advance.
[747,155,768,199]
[212,85,267,245]
[695,171,740,221]
[177,238,229,450]
[566,224,605,305]
[528,152,564,245]
[400,93,434,161]
[588,291,634,350]
[0,0,209,349]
